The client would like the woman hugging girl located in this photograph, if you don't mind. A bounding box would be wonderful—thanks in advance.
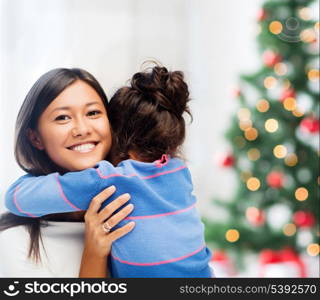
[3,63,212,278]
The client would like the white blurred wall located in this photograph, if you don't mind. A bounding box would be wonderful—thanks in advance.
[0,0,261,214]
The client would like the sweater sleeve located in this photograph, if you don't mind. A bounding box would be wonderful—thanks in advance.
[5,161,124,217]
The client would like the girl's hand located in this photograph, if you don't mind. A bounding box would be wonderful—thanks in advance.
[79,186,135,277]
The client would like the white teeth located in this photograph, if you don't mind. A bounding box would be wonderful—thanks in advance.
[70,143,96,153]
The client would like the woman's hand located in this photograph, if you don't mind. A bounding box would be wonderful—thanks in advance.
[79,186,135,277]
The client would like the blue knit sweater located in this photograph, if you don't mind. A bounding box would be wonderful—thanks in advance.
[5,156,212,278]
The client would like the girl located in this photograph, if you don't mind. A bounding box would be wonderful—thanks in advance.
[0,68,134,277]
[5,64,212,277]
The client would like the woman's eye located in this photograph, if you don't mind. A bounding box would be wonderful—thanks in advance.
[87,110,102,117]
[54,115,70,121]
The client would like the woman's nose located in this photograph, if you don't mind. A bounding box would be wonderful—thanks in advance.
[71,119,92,137]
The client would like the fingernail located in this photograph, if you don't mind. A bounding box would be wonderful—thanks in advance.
[123,193,131,200]
[127,204,134,210]
[109,185,116,191]
[128,221,135,227]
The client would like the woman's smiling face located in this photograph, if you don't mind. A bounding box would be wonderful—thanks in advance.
[30,80,111,171]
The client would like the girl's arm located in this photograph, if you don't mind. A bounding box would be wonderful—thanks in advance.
[5,161,124,217]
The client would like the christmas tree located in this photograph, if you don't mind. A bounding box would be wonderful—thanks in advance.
[205,0,319,276]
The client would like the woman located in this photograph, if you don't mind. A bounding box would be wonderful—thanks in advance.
[4,65,213,277]
[0,68,135,277]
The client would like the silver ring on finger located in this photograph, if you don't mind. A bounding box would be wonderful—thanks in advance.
[102,221,112,233]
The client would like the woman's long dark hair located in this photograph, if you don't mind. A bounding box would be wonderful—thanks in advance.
[0,68,108,262]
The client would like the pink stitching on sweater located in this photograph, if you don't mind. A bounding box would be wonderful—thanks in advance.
[124,203,196,220]
[13,186,37,218]
[54,174,81,211]
[154,154,169,168]
[111,244,206,266]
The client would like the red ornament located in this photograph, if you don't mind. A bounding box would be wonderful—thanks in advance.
[266,171,284,189]
[260,249,279,264]
[263,50,282,67]
[210,250,236,277]
[257,9,267,22]
[300,117,320,134]
[220,154,235,167]
[279,88,296,102]
[247,208,265,227]
[232,88,241,98]
[211,250,229,262]
[293,211,315,228]
[259,248,306,277]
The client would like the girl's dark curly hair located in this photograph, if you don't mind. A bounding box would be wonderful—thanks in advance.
[108,62,192,163]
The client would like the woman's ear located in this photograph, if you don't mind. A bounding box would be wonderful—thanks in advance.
[27,128,45,150]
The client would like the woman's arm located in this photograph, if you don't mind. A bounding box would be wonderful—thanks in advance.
[5,161,124,217]
[78,186,135,278]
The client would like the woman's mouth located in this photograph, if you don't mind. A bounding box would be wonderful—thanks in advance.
[67,142,99,153]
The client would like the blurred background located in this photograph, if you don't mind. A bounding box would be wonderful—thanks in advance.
[0,0,319,277]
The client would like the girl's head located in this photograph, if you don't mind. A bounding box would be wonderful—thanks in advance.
[15,68,111,175]
[108,63,192,163]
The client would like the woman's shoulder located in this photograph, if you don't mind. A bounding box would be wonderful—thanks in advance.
[0,225,30,265]
[0,225,33,277]
[0,224,29,246]
[0,222,85,277]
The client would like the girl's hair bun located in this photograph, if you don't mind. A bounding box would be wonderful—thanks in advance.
[130,63,190,118]
[108,62,192,162]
